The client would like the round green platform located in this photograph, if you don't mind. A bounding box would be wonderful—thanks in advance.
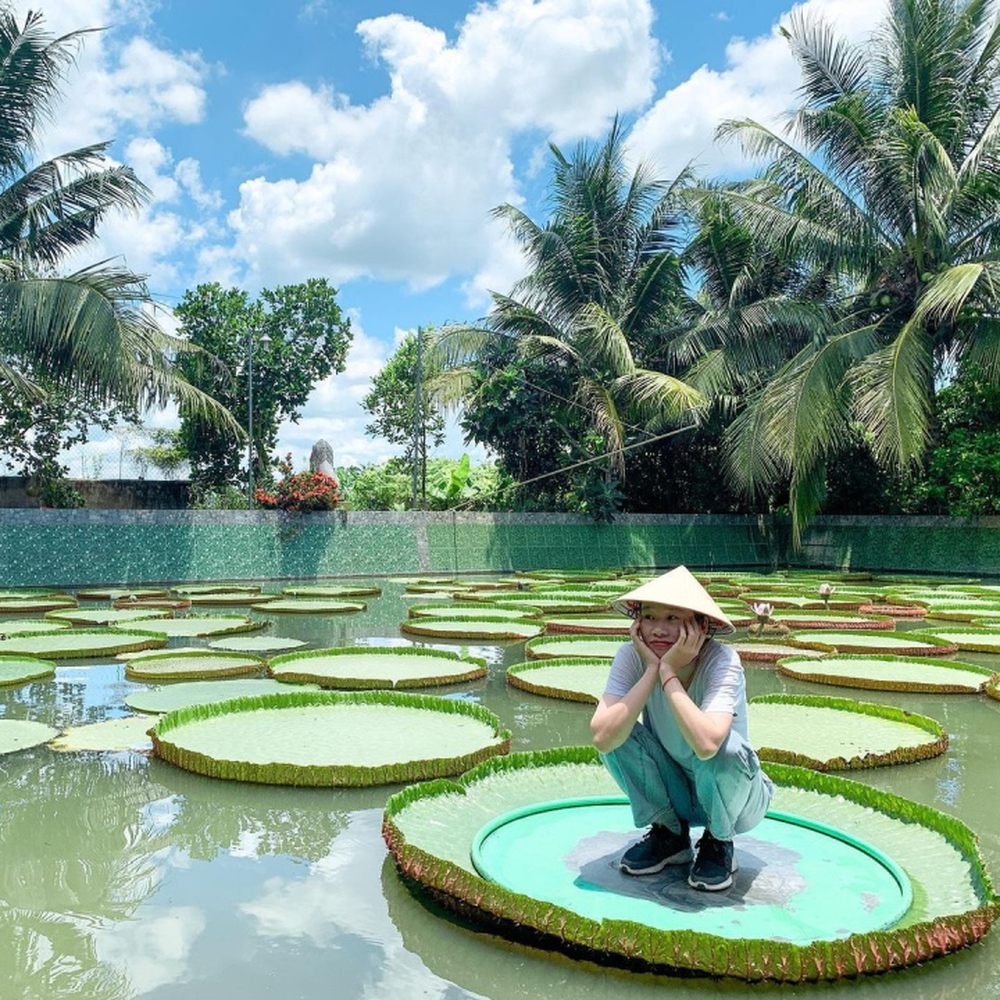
[471,797,911,945]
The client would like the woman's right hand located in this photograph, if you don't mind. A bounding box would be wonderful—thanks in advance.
[630,619,660,671]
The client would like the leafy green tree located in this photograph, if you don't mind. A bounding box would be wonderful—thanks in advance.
[712,0,1000,540]
[362,328,445,506]
[175,279,352,497]
[128,428,189,479]
[0,7,234,447]
[433,118,701,516]
[896,364,1000,515]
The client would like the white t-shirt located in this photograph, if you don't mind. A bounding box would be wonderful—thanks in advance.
[603,639,748,770]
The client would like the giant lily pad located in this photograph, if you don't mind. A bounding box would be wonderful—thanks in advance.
[208,635,308,654]
[542,615,630,635]
[524,635,622,660]
[749,694,948,770]
[399,618,545,641]
[0,654,56,686]
[0,719,59,754]
[185,592,280,606]
[269,646,488,689]
[127,678,317,714]
[769,611,894,629]
[407,603,541,621]
[259,598,367,614]
[171,584,262,595]
[493,595,612,615]
[382,749,997,981]
[129,615,268,638]
[282,584,382,598]
[49,716,153,752]
[44,607,172,627]
[0,619,71,636]
[724,639,831,662]
[776,654,991,693]
[150,690,511,786]
[785,630,959,656]
[125,650,264,681]
[506,657,611,703]
[0,628,167,659]
[908,627,1000,653]
[0,596,77,613]
[76,587,169,601]
[987,675,1000,701]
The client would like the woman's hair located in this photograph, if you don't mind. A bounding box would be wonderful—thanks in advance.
[627,603,719,637]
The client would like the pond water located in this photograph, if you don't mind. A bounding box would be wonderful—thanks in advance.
[1,578,999,1000]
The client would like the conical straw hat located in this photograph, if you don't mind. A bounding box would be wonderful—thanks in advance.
[612,565,735,635]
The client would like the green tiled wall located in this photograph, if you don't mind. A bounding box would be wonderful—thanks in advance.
[3,509,1000,587]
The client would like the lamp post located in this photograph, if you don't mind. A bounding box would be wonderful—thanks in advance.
[246,331,271,504]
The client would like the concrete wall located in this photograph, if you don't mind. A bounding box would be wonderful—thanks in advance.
[0,477,188,510]
[3,508,1000,588]
[0,509,775,588]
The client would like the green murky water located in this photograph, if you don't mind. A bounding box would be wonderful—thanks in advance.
[1,579,998,999]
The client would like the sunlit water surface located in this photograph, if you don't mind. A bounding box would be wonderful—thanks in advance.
[1,579,998,1000]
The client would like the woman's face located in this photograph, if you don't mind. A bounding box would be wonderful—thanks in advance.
[637,602,705,656]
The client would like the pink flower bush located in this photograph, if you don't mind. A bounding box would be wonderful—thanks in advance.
[254,453,342,512]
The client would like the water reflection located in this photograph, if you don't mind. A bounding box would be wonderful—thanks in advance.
[0,577,998,999]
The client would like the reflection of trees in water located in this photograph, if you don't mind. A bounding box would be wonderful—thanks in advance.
[0,753,169,916]
[149,760,360,863]
[0,906,134,1000]
[0,753,168,1000]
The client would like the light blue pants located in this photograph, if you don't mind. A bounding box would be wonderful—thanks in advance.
[600,719,774,841]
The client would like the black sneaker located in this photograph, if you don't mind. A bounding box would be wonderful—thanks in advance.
[620,823,692,875]
[688,830,737,891]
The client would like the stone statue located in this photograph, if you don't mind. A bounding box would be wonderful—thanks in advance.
[310,439,336,477]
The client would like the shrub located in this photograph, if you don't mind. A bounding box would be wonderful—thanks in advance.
[254,454,342,512]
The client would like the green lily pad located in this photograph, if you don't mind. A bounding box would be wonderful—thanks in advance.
[399,618,545,641]
[171,584,262,595]
[282,584,383,598]
[383,751,996,981]
[259,598,367,614]
[0,719,59,754]
[524,635,622,660]
[125,650,265,681]
[130,615,268,638]
[150,690,511,786]
[0,628,167,659]
[785,630,959,655]
[777,654,991,692]
[208,635,308,653]
[0,597,78,613]
[769,611,894,629]
[725,639,831,662]
[986,675,1000,701]
[407,603,541,620]
[542,615,630,635]
[493,595,612,614]
[506,657,612,703]
[0,619,72,636]
[76,587,169,601]
[185,592,280,606]
[127,678,318,714]
[44,607,172,627]
[908,627,1000,653]
[0,655,57,686]
[749,695,948,770]
[49,716,153,752]
[269,646,488,689]
[117,646,207,661]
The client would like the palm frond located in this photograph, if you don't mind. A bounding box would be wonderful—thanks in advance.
[850,318,934,467]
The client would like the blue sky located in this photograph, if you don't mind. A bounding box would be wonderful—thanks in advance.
[22,0,887,478]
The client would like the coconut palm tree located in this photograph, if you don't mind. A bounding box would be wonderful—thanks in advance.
[0,7,234,428]
[709,0,1000,540]
[433,118,702,509]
